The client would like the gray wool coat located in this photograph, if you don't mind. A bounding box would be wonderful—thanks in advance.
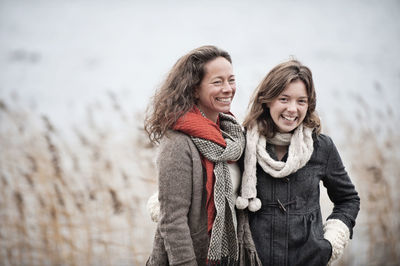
[249,134,360,266]
[146,131,261,266]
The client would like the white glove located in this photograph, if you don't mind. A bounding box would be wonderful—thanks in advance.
[146,192,160,223]
[323,219,350,265]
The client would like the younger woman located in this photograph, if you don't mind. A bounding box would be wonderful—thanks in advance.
[236,59,360,266]
[145,45,260,265]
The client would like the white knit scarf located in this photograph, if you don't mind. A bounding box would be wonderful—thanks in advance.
[236,123,314,212]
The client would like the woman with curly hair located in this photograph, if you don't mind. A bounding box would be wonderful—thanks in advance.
[145,45,260,266]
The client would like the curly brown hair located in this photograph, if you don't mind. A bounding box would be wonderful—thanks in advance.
[144,45,232,143]
[243,59,321,138]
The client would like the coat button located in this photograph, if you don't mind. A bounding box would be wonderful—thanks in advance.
[277,199,287,213]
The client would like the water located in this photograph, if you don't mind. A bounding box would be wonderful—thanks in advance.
[1,0,399,133]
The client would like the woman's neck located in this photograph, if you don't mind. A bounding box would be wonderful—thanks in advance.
[196,105,219,123]
[274,145,288,161]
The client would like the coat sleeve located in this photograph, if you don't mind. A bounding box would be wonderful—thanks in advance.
[322,136,360,238]
[157,134,198,266]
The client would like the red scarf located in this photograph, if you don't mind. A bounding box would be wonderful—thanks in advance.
[173,106,226,234]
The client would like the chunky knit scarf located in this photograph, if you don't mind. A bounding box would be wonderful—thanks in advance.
[174,106,245,264]
[236,123,314,212]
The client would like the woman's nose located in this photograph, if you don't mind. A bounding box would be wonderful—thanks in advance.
[222,82,233,92]
[287,101,297,112]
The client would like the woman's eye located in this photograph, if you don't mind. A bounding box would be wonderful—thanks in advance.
[279,98,288,102]
[229,79,236,84]
[299,99,308,104]
[213,80,222,85]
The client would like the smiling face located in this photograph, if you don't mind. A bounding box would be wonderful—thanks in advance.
[268,79,309,133]
[196,56,236,123]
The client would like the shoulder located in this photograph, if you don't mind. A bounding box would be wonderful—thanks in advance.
[156,130,203,184]
[315,133,333,143]
[310,133,336,161]
[312,133,345,163]
[314,133,334,149]
[158,130,199,158]
[161,130,192,146]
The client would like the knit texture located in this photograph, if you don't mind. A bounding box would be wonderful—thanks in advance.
[174,107,225,233]
[174,106,245,264]
[236,123,314,212]
[146,192,160,222]
[323,219,350,265]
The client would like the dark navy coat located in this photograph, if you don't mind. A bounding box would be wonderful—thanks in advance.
[249,134,360,266]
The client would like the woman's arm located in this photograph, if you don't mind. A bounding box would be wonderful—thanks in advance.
[157,133,198,265]
[322,136,360,236]
[321,136,360,264]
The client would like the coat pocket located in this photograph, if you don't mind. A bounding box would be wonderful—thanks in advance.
[290,212,332,266]
[320,238,333,264]
[310,215,332,265]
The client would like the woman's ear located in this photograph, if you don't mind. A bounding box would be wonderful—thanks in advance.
[194,87,199,100]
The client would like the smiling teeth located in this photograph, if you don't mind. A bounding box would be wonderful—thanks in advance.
[282,115,296,121]
[216,98,231,103]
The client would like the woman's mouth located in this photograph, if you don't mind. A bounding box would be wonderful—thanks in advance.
[216,97,232,103]
[281,114,297,121]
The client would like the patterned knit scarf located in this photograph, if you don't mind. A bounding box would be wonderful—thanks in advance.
[173,106,245,264]
[236,123,314,212]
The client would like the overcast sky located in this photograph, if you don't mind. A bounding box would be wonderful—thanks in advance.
[1,0,399,133]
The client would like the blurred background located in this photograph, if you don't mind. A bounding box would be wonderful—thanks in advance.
[0,0,399,265]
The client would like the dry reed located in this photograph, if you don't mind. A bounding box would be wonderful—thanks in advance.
[320,87,400,266]
[0,95,157,265]
[1,86,398,265]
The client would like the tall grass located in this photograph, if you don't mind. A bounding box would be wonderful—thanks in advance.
[0,94,157,265]
[0,88,399,265]
[321,88,400,266]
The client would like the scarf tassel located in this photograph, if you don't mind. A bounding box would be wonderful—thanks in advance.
[206,257,237,266]
[236,196,261,212]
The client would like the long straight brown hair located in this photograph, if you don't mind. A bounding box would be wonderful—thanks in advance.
[243,59,321,138]
[144,45,232,143]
